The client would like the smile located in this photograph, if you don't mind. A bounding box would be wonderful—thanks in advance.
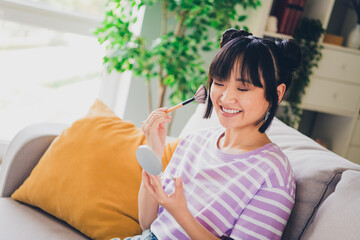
[220,106,242,114]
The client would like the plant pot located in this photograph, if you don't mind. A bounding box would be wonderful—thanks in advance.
[346,24,360,49]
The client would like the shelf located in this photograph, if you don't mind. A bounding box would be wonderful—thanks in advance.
[262,31,293,40]
[300,103,356,118]
[322,43,360,55]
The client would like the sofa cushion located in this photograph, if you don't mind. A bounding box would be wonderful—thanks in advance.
[302,170,360,240]
[180,104,360,240]
[0,198,88,239]
[11,99,180,240]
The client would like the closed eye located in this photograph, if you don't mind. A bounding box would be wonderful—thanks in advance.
[238,88,248,92]
[213,81,224,86]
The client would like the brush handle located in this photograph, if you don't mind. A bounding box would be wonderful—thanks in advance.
[166,103,183,113]
[166,97,195,113]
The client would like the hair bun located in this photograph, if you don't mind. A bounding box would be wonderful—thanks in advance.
[277,39,301,73]
[220,29,253,48]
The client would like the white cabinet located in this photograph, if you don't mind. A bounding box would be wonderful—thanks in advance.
[257,0,360,161]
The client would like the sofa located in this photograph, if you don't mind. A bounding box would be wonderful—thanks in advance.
[0,102,360,240]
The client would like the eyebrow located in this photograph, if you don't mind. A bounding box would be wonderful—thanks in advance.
[236,78,251,83]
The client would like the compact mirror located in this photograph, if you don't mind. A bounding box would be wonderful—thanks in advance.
[136,145,163,176]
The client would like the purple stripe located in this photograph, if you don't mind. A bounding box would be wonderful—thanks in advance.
[211,200,238,221]
[249,198,290,220]
[230,229,264,240]
[242,208,285,232]
[196,216,220,237]
[160,214,189,240]
[259,189,293,208]
[200,208,229,233]
[235,218,280,239]
[192,142,201,153]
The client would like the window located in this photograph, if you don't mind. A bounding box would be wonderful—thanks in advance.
[0,19,105,140]
[0,0,145,143]
[0,0,105,141]
[23,0,105,17]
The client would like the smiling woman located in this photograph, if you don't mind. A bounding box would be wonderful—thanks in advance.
[116,29,302,240]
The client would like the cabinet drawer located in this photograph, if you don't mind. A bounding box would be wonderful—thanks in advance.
[301,78,360,116]
[352,118,360,146]
[347,147,360,165]
[313,47,360,84]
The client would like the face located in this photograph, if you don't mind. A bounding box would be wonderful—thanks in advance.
[210,68,270,132]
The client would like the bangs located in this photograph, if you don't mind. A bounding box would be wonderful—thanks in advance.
[209,38,277,88]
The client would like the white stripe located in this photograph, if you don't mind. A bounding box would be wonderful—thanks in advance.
[199,169,246,208]
[155,214,184,240]
[193,211,224,236]
[253,195,292,214]
[242,159,272,187]
[234,224,271,240]
[287,172,293,189]
[182,168,239,221]
[257,155,285,186]
[183,184,232,234]
[180,148,246,215]
[241,214,282,236]
[268,151,287,170]
[230,163,262,189]
[247,205,287,225]
[263,188,293,203]
[200,168,252,202]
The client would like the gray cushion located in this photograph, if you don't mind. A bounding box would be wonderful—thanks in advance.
[266,119,360,239]
[0,198,88,240]
[302,170,360,240]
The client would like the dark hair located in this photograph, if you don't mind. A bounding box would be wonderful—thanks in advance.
[204,29,301,133]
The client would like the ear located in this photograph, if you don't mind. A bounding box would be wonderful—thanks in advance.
[277,83,286,103]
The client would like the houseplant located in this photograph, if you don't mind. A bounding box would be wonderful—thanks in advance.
[94,0,261,120]
[277,18,324,128]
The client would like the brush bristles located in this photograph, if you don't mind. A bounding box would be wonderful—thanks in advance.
[194,84,207,104]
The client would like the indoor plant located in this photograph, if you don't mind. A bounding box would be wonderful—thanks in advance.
[277,18,324,128]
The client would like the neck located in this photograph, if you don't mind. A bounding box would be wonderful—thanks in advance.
[218,126,271,154]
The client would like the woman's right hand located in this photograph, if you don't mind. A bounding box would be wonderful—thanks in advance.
[141,107,171,158]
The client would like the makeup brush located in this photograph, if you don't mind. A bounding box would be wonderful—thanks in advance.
[166,84,207,113]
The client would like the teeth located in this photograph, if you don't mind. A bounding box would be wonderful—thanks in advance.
[222,107,241,114]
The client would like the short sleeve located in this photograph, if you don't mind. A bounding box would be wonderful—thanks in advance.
[230,187,294,240]
[161,138,181,169]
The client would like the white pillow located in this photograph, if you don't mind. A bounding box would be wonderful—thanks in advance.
[179,104,220,138]
[302,170,360,240]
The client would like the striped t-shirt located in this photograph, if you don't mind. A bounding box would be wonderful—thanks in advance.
[150,127,296,240]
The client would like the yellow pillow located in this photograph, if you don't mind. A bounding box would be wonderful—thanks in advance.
[12,99,180,240]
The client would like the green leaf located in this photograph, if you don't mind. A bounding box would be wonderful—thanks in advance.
[238,15,247,22]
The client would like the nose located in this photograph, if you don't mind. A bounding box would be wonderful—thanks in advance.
[220,86,237,104]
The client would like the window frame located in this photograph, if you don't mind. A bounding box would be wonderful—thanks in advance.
[0,0,146,157]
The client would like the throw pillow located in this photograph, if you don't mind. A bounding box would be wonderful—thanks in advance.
[301,170,360,240]
[11,99,180,240]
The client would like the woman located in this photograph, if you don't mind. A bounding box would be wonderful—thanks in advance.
[131,29,300,240]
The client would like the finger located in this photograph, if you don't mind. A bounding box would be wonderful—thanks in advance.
[144,112,169,129]
[150,175,168,199]
[144,116,170,133]
[142,171,156,194]
[174,176,184,194]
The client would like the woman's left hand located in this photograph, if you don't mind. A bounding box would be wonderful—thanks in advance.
[143,172,188,218]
